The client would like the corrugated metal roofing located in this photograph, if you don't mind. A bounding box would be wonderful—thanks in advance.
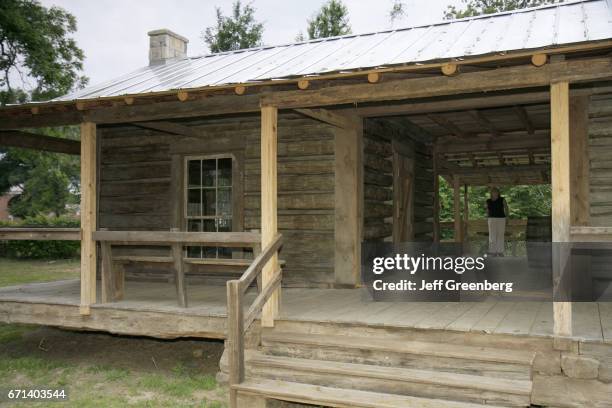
[56,0,612,102]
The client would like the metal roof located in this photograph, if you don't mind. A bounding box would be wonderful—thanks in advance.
[56,0,612,102]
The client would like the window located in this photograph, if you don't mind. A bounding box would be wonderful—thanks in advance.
[185,156,233,258]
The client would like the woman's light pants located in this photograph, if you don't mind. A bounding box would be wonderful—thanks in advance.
[488,217,506,254]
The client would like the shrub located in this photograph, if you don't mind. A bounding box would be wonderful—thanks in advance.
[0,216,80,259]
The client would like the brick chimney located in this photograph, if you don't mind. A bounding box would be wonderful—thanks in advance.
[148,29,188,66]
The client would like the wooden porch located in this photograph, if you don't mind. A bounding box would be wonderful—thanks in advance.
[1,278,610,344]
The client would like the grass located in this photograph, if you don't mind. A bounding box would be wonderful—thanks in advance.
[0,258,228,407]
[0,258,79,287]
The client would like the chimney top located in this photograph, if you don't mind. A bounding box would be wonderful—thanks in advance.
[148,29,189,66]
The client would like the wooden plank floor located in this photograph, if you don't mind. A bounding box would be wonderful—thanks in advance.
[0,279,609,343]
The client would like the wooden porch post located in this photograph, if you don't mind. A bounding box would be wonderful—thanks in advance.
[453,176,462,243]
[433,143,440,243]
[334,116,363,286]
[463,184,469,242]
[261,106,279,327]
[80,122,97,315]
[550,82,572,338]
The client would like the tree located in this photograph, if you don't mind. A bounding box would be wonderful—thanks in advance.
[445,0,562,19]
[0,127,80,218]
[203,1,264,53]
[0,1,83,219]
[0,0,87,105]
[306,0,351,40]
[389,0,407,24]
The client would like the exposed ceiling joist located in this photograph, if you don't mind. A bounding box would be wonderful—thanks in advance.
[427,114,468,138]
[513,106,535,135]
[470,109,501,136]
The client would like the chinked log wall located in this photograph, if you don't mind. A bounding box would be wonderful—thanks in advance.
[98,113,336,287]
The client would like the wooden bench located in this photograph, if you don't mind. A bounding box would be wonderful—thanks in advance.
[93,230,262,308]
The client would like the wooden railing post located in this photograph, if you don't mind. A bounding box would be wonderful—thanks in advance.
[80,122,97,315]
[227,279,244,408]
[260,105,279,327]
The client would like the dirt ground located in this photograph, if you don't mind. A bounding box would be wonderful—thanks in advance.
[0,324,228,407]
[0,258,229,407]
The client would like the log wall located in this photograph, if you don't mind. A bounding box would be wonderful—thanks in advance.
[98,113,336,287]
[589,93,612,227]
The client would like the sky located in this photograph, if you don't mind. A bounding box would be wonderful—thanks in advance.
[39,0,463,87]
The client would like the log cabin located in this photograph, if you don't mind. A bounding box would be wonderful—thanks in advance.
[1,1,612,406]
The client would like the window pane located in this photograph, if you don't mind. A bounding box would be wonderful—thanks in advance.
[187,189,201,217]
[187,219,201,232]
[188,160,201,188]
[202,219,216,232]
[218,158,232,187]
[218,188,232,217]
[203,189,216,216]
[218,218,232,232]
[202,247,217,258]
[202,159,216,187]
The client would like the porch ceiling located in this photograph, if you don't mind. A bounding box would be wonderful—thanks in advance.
[385,102,553,186]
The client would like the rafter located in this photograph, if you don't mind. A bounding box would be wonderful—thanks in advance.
[294,108,353,129]
[134,121,200,138]
[427,114,468,138]
[513,106,535,135]
[470,109,501,136]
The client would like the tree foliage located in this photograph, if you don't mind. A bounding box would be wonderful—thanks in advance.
[0,127,80,218]
[307,0,351,40]
[0,0,87,105]
[445,0,562,19]
[0,1,83,219]
[203,1,264,53]
[389,0,407,23]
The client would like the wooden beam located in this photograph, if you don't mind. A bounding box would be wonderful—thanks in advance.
[453,176,462,243]
[355,91,551,117]
[531,53,548,67]
[428,114,467,138]
[297,79,310,90]
[514,106,535,135]
[367,72,381,83]
[0,131,80,155]
[261,57,612,108]
[134,121,200,138]
[260,105,279,327]
[441,63,459,76]
[470,110,500,136]
[437,131,550,154]
[433,144,440,243]
[439,163,549,176]
[463,184,469,241]
[80,122,97,315]
[569,95,590,227]
[295,108,353,129]
[0,228,80,240]
[334,115,363,286]
[550,81,572,338]
[235,85,246,95]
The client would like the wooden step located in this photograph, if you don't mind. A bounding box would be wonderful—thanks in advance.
[234,379,506,408]
[248,354,532,396]
[263,332,536,366]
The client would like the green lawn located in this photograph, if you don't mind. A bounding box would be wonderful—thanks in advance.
[0,258,228,407]
[0,258,79,287]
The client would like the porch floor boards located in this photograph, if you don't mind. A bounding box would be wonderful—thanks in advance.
[0,279,609,343]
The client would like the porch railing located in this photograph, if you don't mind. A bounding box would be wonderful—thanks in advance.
[0,227,80,241]
[226,233,283,407]
[92,230,262,307]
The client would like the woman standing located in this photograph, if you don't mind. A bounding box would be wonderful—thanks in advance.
[486,187,509,256]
